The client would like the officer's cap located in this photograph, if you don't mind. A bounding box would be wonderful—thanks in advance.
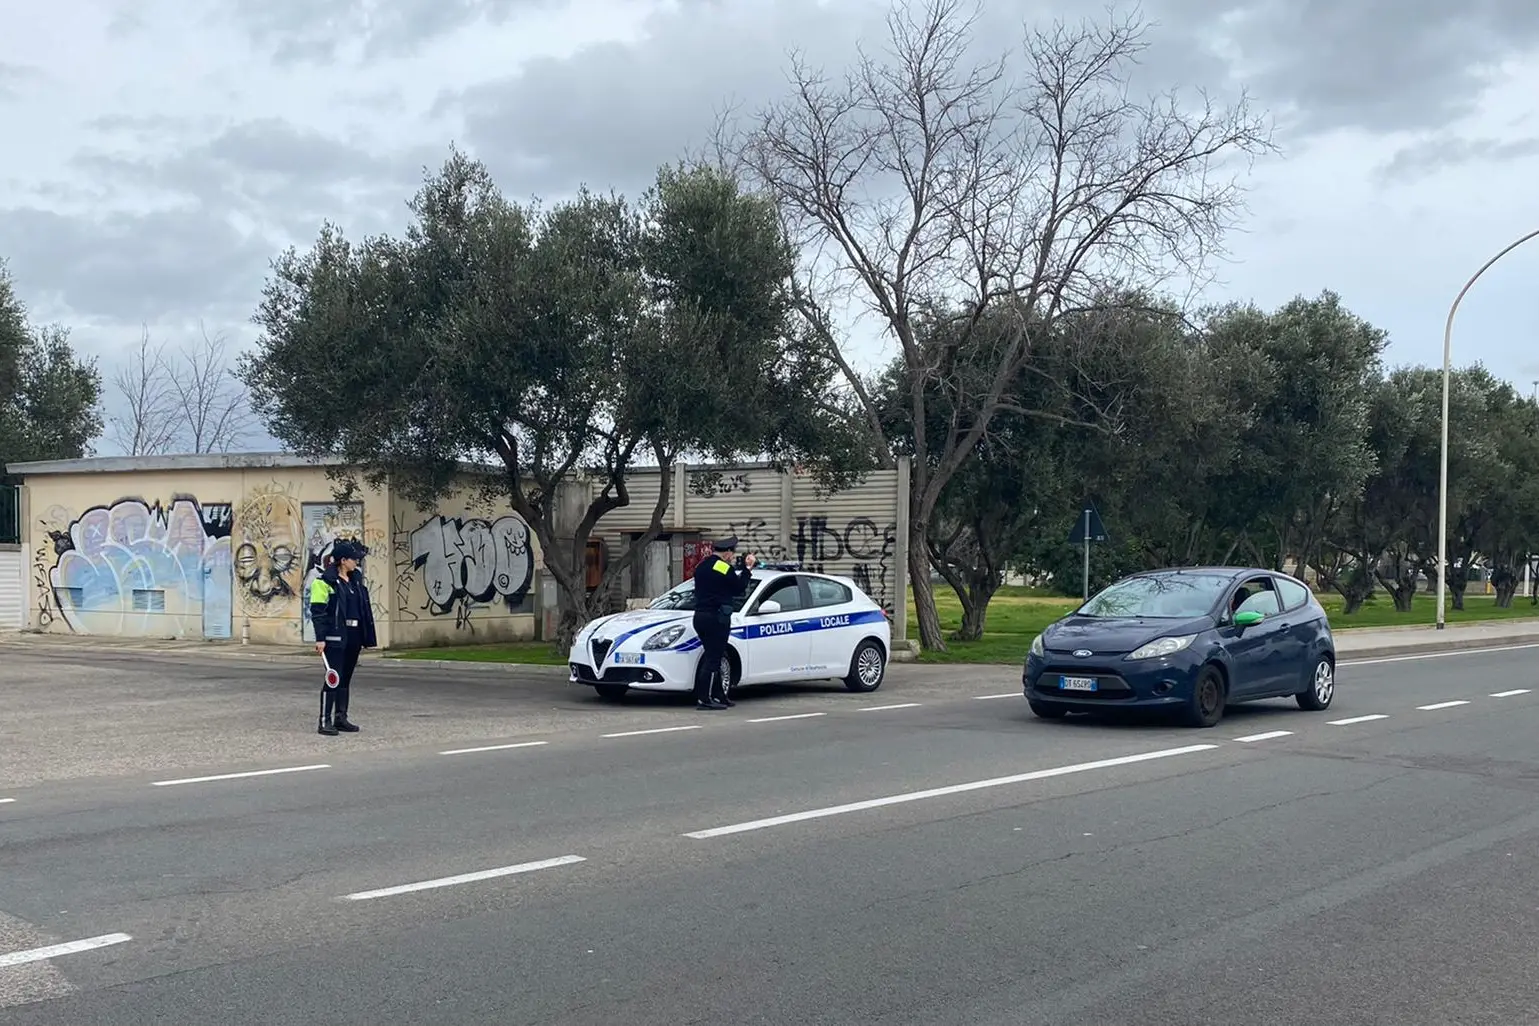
[333,539,369,561]
[713,535,739,552]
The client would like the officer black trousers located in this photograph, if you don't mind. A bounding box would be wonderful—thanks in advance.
[692,610,731,705]
[320,639,363,726]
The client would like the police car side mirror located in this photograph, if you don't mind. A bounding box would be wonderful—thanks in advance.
[757,600,782,616]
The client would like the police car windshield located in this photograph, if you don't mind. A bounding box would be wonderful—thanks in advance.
[648,577,756,612]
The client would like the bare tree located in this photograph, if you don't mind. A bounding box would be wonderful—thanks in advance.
[166,324,256,453]
[109,324,257,455]
[107,328,179,456]
[728,0,1274,650]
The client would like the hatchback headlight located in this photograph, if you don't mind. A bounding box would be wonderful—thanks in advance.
[643,624,688,650]
[1029,633,1044,657]
[1126,635,1197,660]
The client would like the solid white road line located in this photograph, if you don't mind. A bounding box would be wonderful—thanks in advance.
[151,764,330,787]
[859,703,923,712]
[1491,689,1532,697]
[0,933,133,969]
[974,693,1018,700]
[1417,700,1471,711]
[684,743,1219,839]
[1328,714,1388,725]
[1233,730,1293,743]
[747,712,827,723]
[440,741,549,756]
[0,798,14,804]
[601,725,703,739]
[342,855,586,901]
[1342,642,1539,668]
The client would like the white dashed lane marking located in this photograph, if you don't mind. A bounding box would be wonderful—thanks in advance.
[859,703,923,712]
[1491,689,1531,697]
[342,856,586,901]
[1233,730,1292,743]
[1329,714,1389,725]
[973,693,1018,701]
[601,725,703,739]
[747,713,827,724]
[0,933,133,969]
[1417,701,1471,711]
[151,764,330,787]
[439,741,549,756]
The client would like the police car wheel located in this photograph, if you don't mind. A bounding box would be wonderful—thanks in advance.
[721,654,737,697]
[595,684,629,702]
[843,640,886,692]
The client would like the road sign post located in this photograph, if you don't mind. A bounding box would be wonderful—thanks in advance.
[1067,505,1110,601]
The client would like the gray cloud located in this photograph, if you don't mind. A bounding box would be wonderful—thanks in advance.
[1378,134,1539,181]
[1198,0,1539,135]
[210,0,559,64]
[0,205,276,325]
[0,62,42,101]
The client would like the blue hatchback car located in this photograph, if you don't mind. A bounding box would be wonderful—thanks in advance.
[1022,567,1336,728]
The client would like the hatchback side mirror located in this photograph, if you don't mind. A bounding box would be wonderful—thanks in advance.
[1233,610,1265,627]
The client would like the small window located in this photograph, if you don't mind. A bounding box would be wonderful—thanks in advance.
[806,577,853,609]
[132,589,167,613]
[53,586,84,609]
[1233,579,1280,616]
[757,576,805,612]
[1276,576,1310,610]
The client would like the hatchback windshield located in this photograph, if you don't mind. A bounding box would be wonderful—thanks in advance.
[1077,573,1231,619]
[648,578,756,613]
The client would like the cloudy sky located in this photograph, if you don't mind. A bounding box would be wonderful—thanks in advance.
[4,0,1539,454]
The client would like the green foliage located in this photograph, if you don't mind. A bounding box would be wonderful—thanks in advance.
[241,150,866,637]
[0,262,103,481]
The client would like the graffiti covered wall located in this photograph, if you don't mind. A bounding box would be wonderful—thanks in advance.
[590,462,908,629]
[390,485,539,647]
[21,466,392,646]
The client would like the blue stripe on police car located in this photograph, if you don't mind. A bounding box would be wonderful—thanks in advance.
[672,608,886,651]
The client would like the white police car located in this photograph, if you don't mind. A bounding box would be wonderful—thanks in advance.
[568,564,892,701]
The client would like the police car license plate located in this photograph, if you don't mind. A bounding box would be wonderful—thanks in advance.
[1059,676,1098,691]
[614,653,645,665]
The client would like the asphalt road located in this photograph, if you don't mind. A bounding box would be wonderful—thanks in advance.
[4,643,1539,1024]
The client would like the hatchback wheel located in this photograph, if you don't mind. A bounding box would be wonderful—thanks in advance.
[1182,665,1227,728]
[844,640,887,692]
[1296,656,1335,711]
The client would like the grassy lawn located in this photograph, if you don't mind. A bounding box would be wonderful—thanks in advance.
[907,585,1539,664]
[385,584,1539,667]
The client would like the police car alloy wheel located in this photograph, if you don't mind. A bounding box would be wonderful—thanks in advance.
[721,654,736,697]
[844,640,886,693]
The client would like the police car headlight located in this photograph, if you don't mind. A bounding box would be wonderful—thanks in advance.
[643,624,687,650]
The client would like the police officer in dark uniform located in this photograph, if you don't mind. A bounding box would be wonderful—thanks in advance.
[691,536,756,710]
[310,539,378,735]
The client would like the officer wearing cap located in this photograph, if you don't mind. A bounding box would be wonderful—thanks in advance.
[309,538,378,735]
[691,535,757,710]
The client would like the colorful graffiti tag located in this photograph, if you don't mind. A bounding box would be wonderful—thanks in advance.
[409,513,534,629]
[47,497,233,638]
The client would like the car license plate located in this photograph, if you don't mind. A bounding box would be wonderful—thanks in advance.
[1059,676,1098,691]
[614,653,644,665]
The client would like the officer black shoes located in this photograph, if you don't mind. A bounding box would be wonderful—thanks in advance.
[318,717,339,736]
[334,716,360,732]
[696,699,728,710]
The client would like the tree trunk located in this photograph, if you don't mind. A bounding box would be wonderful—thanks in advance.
[1493,566,1519,608]
[954,569,1001,642]
[1330,564,1374,615]
[908,530,946,652]
[1388,579,1416,612]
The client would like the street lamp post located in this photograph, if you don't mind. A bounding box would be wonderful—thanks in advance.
[1436,226,1539,629]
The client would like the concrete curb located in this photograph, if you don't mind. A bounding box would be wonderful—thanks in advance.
[1335,632,1539,663]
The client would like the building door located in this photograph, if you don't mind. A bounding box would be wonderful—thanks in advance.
[202,540,233,640]
[0,547,22,630]
[643,539,671,598]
